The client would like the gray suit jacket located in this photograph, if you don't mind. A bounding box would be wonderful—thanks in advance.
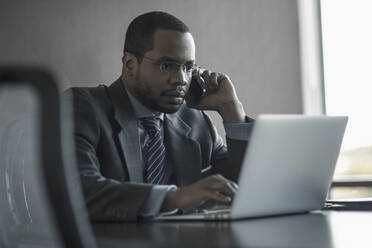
[65,78,248,221]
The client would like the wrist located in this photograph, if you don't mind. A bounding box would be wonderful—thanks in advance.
[217,99,246,123]
[163,189,178,210]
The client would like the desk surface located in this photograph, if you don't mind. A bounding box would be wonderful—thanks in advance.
[93,210,372,248]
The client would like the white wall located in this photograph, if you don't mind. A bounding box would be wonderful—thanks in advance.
[0,0,303,137]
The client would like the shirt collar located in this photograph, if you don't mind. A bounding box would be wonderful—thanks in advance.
[125,87,164,121]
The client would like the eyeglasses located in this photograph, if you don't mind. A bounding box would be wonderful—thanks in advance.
[143,56,198,74]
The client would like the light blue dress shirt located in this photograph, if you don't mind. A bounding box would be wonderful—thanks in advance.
[125,89,252,217]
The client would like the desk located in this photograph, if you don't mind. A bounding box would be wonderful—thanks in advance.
[93,210,372,248]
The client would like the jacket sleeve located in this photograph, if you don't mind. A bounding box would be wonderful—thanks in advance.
[64,88,152,221]
[202,112,252,182]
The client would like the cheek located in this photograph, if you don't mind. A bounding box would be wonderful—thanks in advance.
[139,72,167,97]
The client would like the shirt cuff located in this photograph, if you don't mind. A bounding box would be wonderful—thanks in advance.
[224,116,255,141]
[140,185,178,217]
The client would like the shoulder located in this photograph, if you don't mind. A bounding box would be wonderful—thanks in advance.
[62,85,114,134]
[63,85,107,103]
[63,85,112,113]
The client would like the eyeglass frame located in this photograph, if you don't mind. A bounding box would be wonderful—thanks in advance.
[142,56,199,74]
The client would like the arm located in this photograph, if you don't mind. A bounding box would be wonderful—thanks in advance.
[195,69,253,182]
[162,69,253,211]
[65,89,153,221]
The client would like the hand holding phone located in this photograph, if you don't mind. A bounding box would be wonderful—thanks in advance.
[185,67,246,123]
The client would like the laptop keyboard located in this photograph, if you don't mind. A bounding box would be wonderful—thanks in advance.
[155,202,231,220]
[201,204,231,213]
[184,201,231,215]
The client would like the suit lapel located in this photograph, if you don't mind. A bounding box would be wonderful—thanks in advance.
[107,79,143,183]
[165,112,202,186]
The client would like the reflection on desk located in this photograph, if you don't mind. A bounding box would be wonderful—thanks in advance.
[93,220,235,247]
[93,211,372,248]
[232,211,332,247]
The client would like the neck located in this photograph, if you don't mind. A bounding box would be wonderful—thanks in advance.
[121,76,161,115]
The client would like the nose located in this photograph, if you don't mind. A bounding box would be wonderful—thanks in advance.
[169,66,188,86]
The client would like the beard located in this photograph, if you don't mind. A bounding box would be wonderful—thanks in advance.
[133,70,183,114]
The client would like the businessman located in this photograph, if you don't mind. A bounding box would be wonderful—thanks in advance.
[66,11,254,221]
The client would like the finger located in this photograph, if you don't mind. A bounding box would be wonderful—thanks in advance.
[208,72,218,91]
[217,73,229,83]
[192,66,202,78]
[201,69,210,77]
[230,182,239,191]
[211,183,235,197]
[195,67,205,75]
[207,176,235,197]
[214,174,237,189]
[201,70,213,91]
[226,181,239,195]
[204,190,232,204]
[212,174,238,195]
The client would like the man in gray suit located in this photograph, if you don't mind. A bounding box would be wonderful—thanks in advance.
[66,11,254,221]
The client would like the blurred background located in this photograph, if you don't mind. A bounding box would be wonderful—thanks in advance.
[0,0,303,129]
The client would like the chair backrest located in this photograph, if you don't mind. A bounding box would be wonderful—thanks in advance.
[0,66,97,248]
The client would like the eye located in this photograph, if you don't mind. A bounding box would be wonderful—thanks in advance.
[185,64,195,72]
[160,62,177,72]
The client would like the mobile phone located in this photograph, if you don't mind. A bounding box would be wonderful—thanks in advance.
[186,75,207,106]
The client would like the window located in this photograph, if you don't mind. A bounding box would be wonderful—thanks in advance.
[320,0,372,198]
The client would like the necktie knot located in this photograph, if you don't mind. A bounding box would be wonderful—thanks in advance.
[141,117,161,136]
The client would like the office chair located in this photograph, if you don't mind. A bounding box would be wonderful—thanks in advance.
[0,66,97,248]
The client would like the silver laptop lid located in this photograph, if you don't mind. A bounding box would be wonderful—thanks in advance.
[231,115,347,219]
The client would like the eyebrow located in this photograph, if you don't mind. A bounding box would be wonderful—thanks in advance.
[156,56,195,65]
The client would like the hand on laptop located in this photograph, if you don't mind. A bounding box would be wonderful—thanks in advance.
[162,174,238,211]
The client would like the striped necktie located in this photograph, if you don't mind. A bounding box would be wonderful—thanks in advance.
[141,117,166,185]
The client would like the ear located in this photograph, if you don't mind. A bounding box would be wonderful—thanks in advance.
[122,52,139,78]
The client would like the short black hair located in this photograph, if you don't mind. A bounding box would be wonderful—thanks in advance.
[124,11,190,62]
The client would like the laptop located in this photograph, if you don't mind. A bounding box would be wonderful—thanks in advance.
[155,115,348,220]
